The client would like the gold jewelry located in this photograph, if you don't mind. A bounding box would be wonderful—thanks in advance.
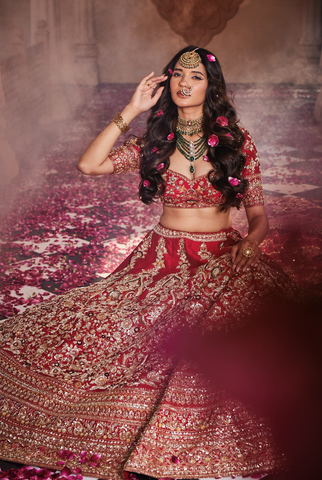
[242,247,254,258]
[179,49,201,69]
[113,113,130,133]
[177,116,203,136]
[145,81,151,86]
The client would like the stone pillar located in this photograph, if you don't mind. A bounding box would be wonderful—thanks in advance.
[30,0,69,119]
[74,0,99,85]
[10,27,31,148]
[299,0,321,61]
[0,71,19,184]
[35,19,52,121]
[30,0,48,46]
[314,44,322,121]
[11,27,27,57]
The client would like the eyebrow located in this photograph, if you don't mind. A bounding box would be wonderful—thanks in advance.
[173,67,204,76]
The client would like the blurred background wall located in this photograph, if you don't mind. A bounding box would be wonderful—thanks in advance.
[0,0,321,183]
[1,0,321,84]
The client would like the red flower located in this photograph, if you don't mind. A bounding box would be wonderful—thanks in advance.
[167,132,175,140]
[168,69,173,74]
[143,180,151,187]
[216,116,229,127]
[152,146,160,153]
[207,134,219,147]
[236,193,243,199]
[156,163,165,171]
[157,110,163,117]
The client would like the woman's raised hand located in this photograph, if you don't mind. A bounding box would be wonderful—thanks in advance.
[129,72,167,114]
[77,72,167,176]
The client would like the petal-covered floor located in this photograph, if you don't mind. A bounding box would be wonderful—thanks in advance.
[0,83,321,479]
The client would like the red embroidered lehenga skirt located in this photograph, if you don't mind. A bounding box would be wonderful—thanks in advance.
[0,224,298,479]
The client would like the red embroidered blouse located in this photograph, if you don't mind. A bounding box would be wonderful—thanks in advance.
[109,129,264,208]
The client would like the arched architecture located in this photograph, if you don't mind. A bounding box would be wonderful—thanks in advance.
[151,0,245,46]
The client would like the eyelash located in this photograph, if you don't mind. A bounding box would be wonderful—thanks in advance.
[172,72,203,81]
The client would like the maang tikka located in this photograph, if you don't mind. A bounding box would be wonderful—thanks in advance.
[179,49,201,69]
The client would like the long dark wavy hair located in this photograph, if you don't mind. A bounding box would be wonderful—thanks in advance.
[138,45,247,211]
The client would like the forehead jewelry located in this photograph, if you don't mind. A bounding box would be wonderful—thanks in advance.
[180,86,193,97]
[179,49,201,69]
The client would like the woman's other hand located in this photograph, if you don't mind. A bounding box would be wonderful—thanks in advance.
[129,72,167,114]
[231,205,268,272]
[231,238,262,272]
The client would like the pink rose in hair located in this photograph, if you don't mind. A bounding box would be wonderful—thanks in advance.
[207,54,216,62]
[143,180,150,187]
[216,116,229,127]
[157,110,163,117]
[207,134,219,147]
[236,193,243,199]
[157,163,164,171]
[167,132,175,140]
[228,176,241,186]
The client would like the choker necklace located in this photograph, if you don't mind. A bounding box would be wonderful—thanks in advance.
[176,131,207,174]
[176,116,203,137]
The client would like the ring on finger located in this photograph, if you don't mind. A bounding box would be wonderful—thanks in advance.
[242,246,254,258]
[145,81,151,86]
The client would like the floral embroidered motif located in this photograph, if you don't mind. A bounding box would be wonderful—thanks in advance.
[109,138,141,174]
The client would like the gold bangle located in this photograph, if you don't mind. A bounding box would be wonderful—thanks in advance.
[113,113,130,133]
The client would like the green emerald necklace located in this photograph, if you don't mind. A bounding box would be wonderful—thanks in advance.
[176,130,207,174]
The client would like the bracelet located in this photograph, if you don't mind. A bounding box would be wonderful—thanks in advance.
[113,113,130,133]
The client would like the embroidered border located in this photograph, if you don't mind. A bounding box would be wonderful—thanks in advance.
[153,223,233,242]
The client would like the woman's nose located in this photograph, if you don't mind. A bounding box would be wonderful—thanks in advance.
[179,76,188,86]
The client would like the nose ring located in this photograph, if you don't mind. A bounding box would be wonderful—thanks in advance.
[180,86,193,96]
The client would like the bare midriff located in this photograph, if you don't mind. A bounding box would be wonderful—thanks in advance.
[159,205,232,233]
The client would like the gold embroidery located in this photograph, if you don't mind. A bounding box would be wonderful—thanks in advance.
[0,225,298,479]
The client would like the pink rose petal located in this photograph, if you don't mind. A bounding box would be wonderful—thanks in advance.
[207,54,216,62]
[228,177,241,186]
[207,134,219,147]
[156,163,165,171]
[216,116,229,127]
[143,180,151,187]
[167,132,175,140]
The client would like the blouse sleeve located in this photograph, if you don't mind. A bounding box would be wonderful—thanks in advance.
[241,129,265,207]
[109,138,141,174]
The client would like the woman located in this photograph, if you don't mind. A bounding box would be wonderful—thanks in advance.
[0,46,297,480]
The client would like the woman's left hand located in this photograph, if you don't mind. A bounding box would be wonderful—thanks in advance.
[230,237,262,273]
